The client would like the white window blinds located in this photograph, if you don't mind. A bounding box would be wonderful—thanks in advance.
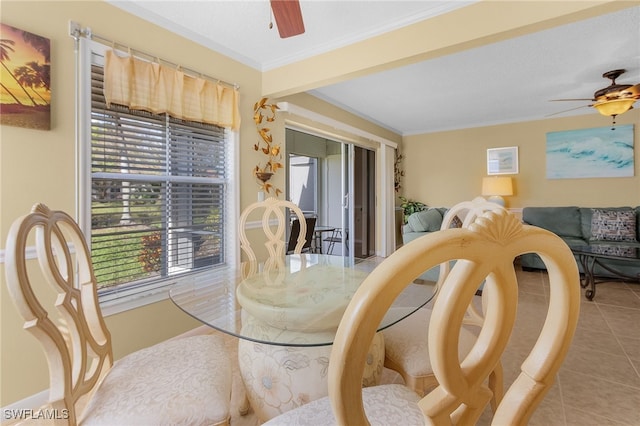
[84,43,234,306]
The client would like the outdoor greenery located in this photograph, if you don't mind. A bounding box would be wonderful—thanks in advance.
[92,233,149,287]
[139,232,162,273]
[90,194,222,289]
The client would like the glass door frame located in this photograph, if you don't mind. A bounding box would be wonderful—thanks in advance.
[283,122,397,259]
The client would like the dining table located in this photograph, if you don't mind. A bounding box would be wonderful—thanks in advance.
[169,253,436,421]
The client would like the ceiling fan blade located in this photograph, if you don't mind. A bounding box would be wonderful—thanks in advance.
[546,104,592,117]
[270,0,305,38]
[549,98,595,102]
[620,83,640,98]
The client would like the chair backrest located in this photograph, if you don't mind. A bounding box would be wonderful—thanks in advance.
[239,197,308,262]
[436,196,508,326]
[4,204,113,425]
[327,208,580,425]
[287,217,317,253]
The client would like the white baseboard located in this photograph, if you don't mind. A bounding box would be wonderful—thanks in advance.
[1,389,48,414]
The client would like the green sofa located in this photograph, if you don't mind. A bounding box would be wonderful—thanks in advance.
[402,208,447,282]
[520,206,640,279]
[402,207,449,244]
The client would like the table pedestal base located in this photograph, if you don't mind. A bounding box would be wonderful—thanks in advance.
[238,332,384,422]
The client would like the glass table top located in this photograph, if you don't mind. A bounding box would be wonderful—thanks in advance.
[572,244,640,260]
[169,253,436,347]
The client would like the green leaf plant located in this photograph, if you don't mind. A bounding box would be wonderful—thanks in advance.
[398,196,427,224]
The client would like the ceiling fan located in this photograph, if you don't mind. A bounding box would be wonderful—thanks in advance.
[270,0,305,38]
[551,69,640,123]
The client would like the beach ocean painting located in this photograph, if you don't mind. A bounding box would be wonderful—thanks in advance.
[0,23,51,130]
[546,125,634,179]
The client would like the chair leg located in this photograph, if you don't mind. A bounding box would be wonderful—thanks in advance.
[489,362,504,413]
[326,229,339,255]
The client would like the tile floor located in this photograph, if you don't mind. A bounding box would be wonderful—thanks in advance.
[217,266,640,425]
[478,268,640,426]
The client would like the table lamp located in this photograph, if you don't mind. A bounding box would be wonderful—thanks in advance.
[482,176,513,207]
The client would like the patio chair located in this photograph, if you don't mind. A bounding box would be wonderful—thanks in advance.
[287,217,317,254]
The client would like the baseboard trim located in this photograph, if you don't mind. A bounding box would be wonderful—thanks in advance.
[1,389,48,415]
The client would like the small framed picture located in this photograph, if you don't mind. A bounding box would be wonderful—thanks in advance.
[487,146,518,175]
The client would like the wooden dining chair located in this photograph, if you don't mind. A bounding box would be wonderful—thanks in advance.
[239,197,308,262]
[4,204,233,426]
[383,197,506,407]
[263,208,580,425]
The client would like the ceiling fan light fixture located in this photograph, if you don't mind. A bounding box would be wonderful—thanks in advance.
[593,99,636,116]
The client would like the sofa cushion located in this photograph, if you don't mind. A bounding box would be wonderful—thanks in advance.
[523,207,582,238]
[581,207,636,240]
[590,208,638,242]
[403,232,426,245]
[407,208,442,233]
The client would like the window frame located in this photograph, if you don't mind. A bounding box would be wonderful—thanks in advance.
[77,38,239,316]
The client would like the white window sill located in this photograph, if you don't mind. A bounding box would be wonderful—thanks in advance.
[99,287,170,317]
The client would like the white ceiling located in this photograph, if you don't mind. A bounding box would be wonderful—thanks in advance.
[110,1,639,135]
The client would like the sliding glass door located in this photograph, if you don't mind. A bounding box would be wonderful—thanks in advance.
[353,145,376,259]
[286,129,375,260]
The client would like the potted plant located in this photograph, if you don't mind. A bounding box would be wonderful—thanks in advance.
[253,97,283,197]
[398,196,427,224]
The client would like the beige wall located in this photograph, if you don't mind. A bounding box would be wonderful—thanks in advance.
[0,1,401,406]
[401,110,640,209]
[0,0,266,405]
[2,0,639,408]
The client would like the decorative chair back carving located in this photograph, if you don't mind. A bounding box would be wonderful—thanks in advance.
[436,196,507,326]
[383,197,507,403]
[328,208,580,425]
[5,204,232,425]
[239,197,308,262]
[5,204,112,424]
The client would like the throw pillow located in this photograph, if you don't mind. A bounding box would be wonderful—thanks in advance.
[449,215,463,228]
[407,208,442,233]
[590,209,637,242]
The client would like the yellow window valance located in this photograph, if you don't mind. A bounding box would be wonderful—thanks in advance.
[104,50,240,130]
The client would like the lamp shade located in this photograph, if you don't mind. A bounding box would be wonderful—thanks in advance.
[482,176,513,196]
[594,99,636,116]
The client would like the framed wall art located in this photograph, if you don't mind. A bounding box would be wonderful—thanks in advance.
[487,146,518,175]
[546,125,634,179]
[0,23,51,130]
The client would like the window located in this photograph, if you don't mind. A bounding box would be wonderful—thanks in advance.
[80,41,235,311]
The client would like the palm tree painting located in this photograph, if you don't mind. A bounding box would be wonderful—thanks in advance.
[1,23,51,130]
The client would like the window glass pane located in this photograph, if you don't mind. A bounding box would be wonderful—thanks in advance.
[88,57,229,295]
[289,154,317,216]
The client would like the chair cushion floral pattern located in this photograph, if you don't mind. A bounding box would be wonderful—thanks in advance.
[238,331,385,422]
[82,335,232,426]
[263,383,424,425]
